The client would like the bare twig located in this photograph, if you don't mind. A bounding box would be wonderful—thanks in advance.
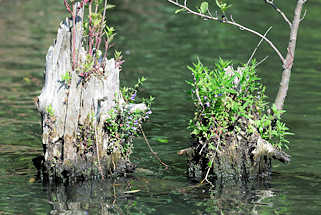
[96,0,108,52]
[192,70,204,110]
[264,0,292,27]
[201,157,214,185]
[255,56,269,68]
[167,0,285,64]
[177,147,193,156]
[247,26,272,66]
[72,3,77,70]
[64,0,72,14]
[300,9,307,22]
[95,0,99,13]
[88,1,94,55]
[139,124,169,169]
[200,140,221,186]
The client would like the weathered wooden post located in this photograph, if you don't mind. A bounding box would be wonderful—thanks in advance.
[34,3,147,183]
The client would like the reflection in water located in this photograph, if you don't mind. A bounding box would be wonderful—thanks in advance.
[46,177,277,215]
[48,179,129,215]
[195,184,275,215]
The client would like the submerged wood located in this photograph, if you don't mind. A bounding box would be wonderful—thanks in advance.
[35,6,145,183]
[185,66,290,183]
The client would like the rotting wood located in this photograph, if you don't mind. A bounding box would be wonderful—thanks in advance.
[35,4,146,183]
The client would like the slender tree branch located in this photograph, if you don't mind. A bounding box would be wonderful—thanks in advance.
[300,9,307,22]
[139,124,169,169]
[96,0,108,52]
[264,0,292,28]
[167,0,285,64]
[274,0,307,110]
[247,26,272,66]
[72,3,77,70]
[255,56,269,68]
[64,0,72,14]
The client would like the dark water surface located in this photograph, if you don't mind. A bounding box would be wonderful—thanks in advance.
[1,0,321,214]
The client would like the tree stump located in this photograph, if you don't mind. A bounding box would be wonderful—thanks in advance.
[182,63,290,183]
[34,6,146,183]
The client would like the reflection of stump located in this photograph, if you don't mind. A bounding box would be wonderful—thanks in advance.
[34,6,145,183]
[47,179,131,215]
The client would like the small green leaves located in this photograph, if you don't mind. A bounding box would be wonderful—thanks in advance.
[156,138,169,143]
[104,78,153,158]
[114,50,122,61]
[46,104,55,118]
[215,0,232,13]
[61,72,72,87]
[105,25,116,43]
[200,2,209,14]
[175,8,186,14]
[61,72,71,82]
[188,58,291,151]
[106,4,115,10]
[91,12,103,28]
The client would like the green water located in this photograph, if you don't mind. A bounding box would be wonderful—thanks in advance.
[1,0,321,214]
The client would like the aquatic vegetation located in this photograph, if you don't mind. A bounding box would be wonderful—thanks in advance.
[104,77,154,160]
[186,59,291,181]
[188,59,292,151]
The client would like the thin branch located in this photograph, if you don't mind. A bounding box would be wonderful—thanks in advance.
[72,3,77,70]
[225,20,285,64]
[95,0,99,13]
[247,26,272,66]
[96,0,108,51]
[274,0,307,110]
[300,9,307,22]
[201,157,214,185]
[192,70,204,110]
[139,124,169,169]
[64,0,72,14]
[264,0,292,28]
[168,0,285,64]
[255,56,269,68]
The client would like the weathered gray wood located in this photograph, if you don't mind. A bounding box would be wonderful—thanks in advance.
[35,5,146,182]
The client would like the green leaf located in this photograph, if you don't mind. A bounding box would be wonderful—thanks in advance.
[175,8,186,14]
[156,138,169,143]
[106,4,115,10]
[200,2,209,14]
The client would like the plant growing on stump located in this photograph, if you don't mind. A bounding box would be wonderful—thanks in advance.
[169,0,307,182]
[35,0,153,183]
[187,59,291,182]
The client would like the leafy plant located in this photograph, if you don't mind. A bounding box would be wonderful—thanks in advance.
[46,104,55,118]
[215,0,232,13]
[64,0,121,82]
[61,71,72,87]
[187,58,292,151]
[104,78,154,158]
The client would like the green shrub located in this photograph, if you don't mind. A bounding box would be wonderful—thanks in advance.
[104,77,154,158]
[187,58,292,151]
